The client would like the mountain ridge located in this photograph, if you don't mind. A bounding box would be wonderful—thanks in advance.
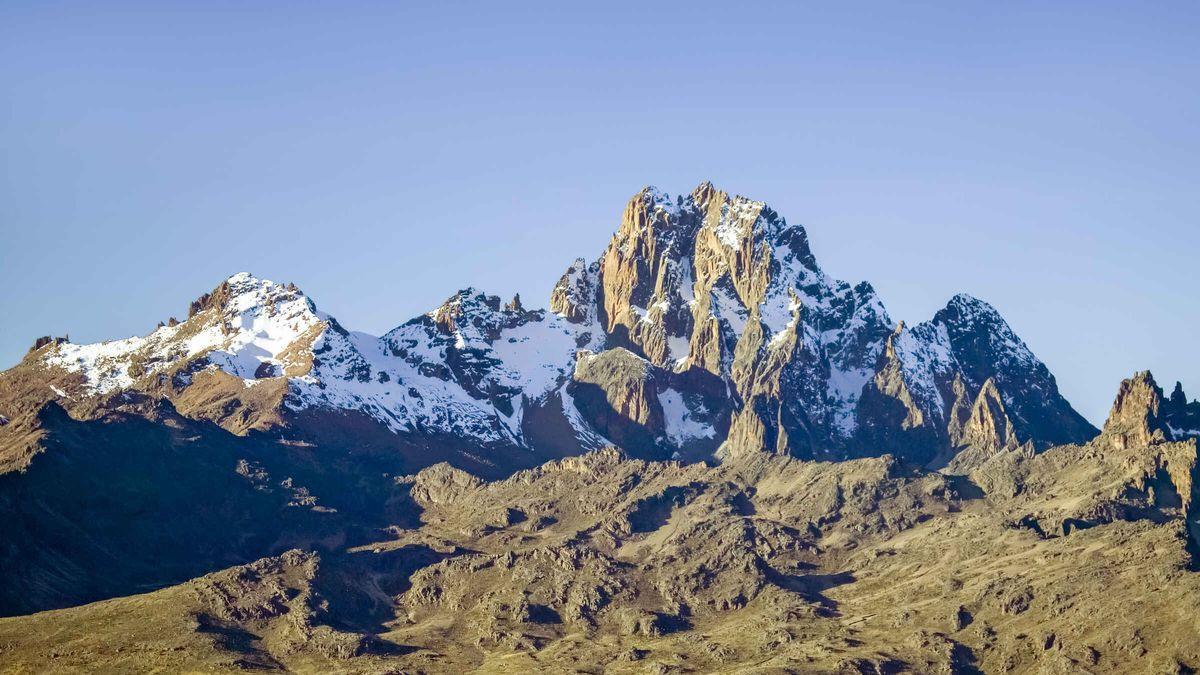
[3,182,1098,474]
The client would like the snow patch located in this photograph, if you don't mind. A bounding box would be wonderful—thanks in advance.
[711,286,748,337]
[660,388,715,444]
[713,197,763,248]
[826,367,873,435]
[491,316,580,400]
[894,322,958,419]
[667,334,691,365]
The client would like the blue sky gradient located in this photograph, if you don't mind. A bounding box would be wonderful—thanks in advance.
[2,2,1197,424]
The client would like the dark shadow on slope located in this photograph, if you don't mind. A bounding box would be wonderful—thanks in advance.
[520,390,595,459]
[943,474,985,501]
[627,483,704,534]
[765,563,856,616]
[193,616,285,670]
[1014,515,1048,539]
[729,490,757,516]
[851,383,943,466]
[314,544,462,634]
[0,401,423,617]
[949,640,984,675]
[524,603,562,625]
[652,611,693,634]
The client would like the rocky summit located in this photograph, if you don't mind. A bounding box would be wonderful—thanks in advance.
[0,183,1197,673]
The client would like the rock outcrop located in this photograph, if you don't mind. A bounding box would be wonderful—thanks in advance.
[549,257,600,325]
[1104,371,1171,449]
[1102,371,1200,450]
[959,379,1020,452]
[1165,380,1200,437]
[569,348,666,457]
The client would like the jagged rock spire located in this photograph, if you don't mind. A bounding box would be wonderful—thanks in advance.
[1103,371,1169,449]
[549,258,598,324]
[960,378,1019,452]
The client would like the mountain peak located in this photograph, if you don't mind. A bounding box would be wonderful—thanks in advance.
[932,293,1034,369]
[1170,381,1188,406]
[188,272,310,320]
[549,257,599,325]
[941,293,1003,320]
[430,288,505,333]
[40,272,326,395]
[690,180,718,204]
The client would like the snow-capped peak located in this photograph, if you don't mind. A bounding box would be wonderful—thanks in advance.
[44,273,325,393]
[932,293,1037,372]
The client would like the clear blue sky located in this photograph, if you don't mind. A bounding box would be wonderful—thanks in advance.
[2,2,1197,424]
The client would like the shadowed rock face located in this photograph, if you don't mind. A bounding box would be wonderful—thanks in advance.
[930,295,1097,448]
[569,348,666,458]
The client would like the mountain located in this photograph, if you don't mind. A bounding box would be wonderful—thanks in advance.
[4,181,1198,673]
[2,183,1094,475]
[558,183,1095,465]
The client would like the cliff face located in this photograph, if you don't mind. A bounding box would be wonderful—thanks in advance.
[587,184,893,459]
[569,348,666,458]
